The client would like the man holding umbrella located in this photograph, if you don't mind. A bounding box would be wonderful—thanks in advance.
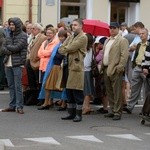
[101,22,129,120]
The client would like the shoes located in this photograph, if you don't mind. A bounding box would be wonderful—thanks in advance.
[123,107,132,114]
[55,100,62,106]
[16,109,24,114]
[61,115,75,120]
[2,107,15,112]
[57,107,67,111]
[104,113,114,118]
[0,87,4,90]
[36,101,44,106]
[97,108,108,114]
[82,109,94,115]
[112,115,121,120]
[37,105,51,110]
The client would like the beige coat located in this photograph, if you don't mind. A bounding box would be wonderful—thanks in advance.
[59,31,87,90]
[101,35,129,76]
[29,33,47,70]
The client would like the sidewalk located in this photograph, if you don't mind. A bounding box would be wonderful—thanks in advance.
[0,141,4,150]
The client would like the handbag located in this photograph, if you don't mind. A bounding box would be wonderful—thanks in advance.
[91,49,100,78]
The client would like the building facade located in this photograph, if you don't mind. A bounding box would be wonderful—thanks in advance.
[0,0,149,30]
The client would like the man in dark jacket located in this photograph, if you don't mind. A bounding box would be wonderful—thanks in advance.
[2,17,27,114]
[0,28,5,90]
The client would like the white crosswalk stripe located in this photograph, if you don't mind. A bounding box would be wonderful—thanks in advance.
[0,139,14,147]
[67,135,103,143]
[106,134,142,141]
[1,133,148,148]
[24,137,61,145]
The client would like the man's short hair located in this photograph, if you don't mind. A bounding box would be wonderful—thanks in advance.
[33,23,44,31]
[133,21,145,28]
[73,18,83,26]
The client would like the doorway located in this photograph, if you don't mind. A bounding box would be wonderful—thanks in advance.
[60,0,86,26]
[110,2,129,24]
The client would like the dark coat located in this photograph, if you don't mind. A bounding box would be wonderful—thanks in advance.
[2,17,27,67]
[0,28,5,56]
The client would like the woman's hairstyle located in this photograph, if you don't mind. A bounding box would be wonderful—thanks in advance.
[85,33,94,50]
[46,27,56,35]
[58,29,67,38]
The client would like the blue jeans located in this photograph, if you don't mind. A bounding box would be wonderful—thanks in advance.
[5,67,23,109]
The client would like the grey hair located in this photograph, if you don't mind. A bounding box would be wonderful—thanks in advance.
[33,23,44,31]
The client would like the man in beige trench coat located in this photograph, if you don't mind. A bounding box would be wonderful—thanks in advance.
[59,18,87,122]
[101,22,129,120]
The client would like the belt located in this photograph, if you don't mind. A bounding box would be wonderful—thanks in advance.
[137,65,141,67]
[104,65,108,67]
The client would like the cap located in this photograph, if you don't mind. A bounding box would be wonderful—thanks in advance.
[94,36,103,44]
[109,22,120,28]
[99,37,107,45]
[121,22,127,26]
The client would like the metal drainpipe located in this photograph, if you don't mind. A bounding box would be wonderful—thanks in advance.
[37,0,41,23]
[29,0,32,22]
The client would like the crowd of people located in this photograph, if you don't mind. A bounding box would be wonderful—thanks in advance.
[0,17,150,122]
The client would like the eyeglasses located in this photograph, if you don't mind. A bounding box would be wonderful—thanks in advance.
[110,27,117,29]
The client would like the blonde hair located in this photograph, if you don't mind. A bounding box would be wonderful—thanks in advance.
[46,27,56,35]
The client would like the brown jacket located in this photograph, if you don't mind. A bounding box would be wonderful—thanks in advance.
[29,33,47,70]
[101,35,129,76]
[59,31,87,90]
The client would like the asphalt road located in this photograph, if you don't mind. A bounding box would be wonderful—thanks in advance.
[0,91,149,150]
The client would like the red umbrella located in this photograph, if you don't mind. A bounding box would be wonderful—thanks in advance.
[83,19,110,36]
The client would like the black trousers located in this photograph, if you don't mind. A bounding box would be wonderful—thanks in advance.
[0,56,6,88]
[26,59,39,89]
[66,89,84,105]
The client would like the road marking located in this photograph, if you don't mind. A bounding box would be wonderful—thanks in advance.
[0,91,9,94]
[67,135,103,143]
[106,134,142,141]
[24,137,61,145]
[0,139,14,147]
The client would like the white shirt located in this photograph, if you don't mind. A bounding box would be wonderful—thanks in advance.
[121,29,128,37]
[103,36,117,66]
[84,48,93,71]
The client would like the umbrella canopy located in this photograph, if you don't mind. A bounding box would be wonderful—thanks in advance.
[83,19,110,37]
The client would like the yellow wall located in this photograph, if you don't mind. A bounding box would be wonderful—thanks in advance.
[92,0,110,23]
[139,0,150,30]
[41,0,58,27]
[3,0,38,24]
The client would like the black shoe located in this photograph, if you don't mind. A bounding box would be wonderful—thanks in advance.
[104,113,114,118]
[97,108,108,114]
[112,115,121,120]
[36,101,44,106]
[123,107,132,114]
[61,115,75,120]
[73,115,82,122]
[0,87,4,90]
[37,105,50,110]
[57,107,67,111]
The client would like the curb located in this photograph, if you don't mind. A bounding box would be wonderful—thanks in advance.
[0,141,4,150]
